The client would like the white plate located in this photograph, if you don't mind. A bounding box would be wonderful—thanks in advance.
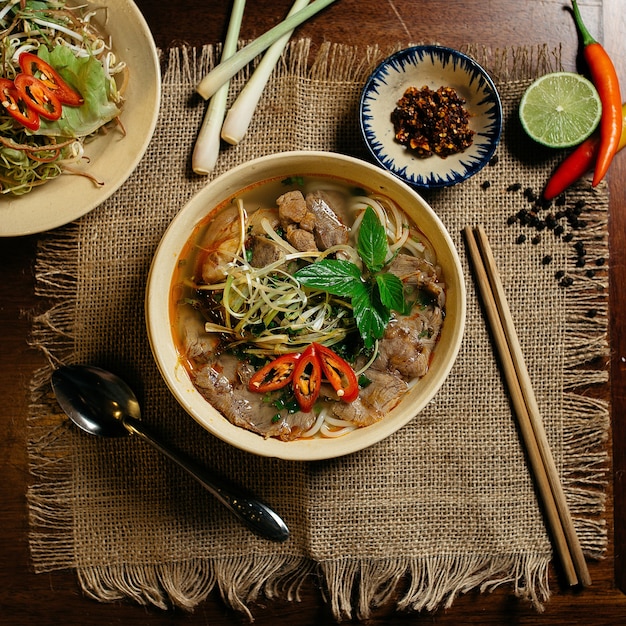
[0,0,161,237]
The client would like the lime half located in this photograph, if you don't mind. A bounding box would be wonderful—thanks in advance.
[519,72,602,148]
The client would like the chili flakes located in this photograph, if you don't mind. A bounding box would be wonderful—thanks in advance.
[391,85,474,158]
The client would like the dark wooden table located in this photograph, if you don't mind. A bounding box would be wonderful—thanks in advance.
[2,1,626,624]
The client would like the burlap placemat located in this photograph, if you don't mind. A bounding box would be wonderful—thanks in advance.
[27,41,609,621]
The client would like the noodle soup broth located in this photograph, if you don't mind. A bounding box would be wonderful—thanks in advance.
[170,173,447,442]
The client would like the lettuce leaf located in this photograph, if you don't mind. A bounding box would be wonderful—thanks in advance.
[33,46,121,138]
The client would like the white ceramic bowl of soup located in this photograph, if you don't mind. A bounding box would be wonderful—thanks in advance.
[146,151,466,461]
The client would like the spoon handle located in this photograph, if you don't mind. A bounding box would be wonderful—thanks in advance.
[123,416,290,542]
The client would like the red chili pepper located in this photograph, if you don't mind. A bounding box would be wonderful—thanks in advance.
[543,102,626,200]
[571,0,622,187]
[292,344,322,413]
[248,352,300,393]
[0,77,40,130]
[314,342,359,402]
[19,52,84,107]
[14,74,62,121]
[248,343,360,413]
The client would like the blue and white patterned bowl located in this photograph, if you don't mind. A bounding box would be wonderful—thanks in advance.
[359,46,502,189]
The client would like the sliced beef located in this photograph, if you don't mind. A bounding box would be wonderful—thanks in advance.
[179,308,219,360]
[276,189,349,252]
[277,190,319,251]
[277,190,309,225]
[192,355,316,441]
[373,306,444,379]
[305,190,349,250]
[249,235,286,268]
[387,253,444,307]
[286,223,317,252]
[331,368,407,426]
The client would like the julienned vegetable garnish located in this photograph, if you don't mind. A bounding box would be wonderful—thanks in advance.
[543,102,626,200]
[571,0,622,187]
[0,0,127,195]
[294,205,409,349]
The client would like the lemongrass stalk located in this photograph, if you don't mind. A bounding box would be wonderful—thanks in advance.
[197,0,338,99]
[221,0,310,145]
[192,0,246,174]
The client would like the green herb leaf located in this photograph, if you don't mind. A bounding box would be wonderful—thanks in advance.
[358,206,388,272]
[294,259,362,297]
[35,46,121,138]
[294,207,410,348]
[352,282,389,349]
[282,176,304,186]
[376,272,407,313]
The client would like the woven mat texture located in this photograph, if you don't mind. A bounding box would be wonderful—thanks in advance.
[27,41,609,621]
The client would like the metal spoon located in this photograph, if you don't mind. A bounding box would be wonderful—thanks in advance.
[51,364,290,542]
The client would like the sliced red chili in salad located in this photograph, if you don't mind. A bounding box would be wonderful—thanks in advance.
[292,344,322,413]
[314,342,359,402]
[248,352,300,393]
[19,52,84,106]
[14,74,62,121]
[0,77,40,130]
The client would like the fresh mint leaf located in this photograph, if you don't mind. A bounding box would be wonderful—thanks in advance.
[351,282,389,349]
[294,207,412,348]
[358,206,388,273]
[294,259,362,297]
[376,272,407,313]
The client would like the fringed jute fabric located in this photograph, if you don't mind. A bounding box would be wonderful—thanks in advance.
[27,41,609,621]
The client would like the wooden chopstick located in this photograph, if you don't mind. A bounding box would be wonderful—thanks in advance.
[463,225,591,588]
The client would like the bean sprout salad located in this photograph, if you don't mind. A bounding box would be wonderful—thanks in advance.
[0,0,127,195]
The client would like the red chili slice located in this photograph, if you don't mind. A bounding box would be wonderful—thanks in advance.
[248,353,300,393]
[293,344,322,413]
[19,52,84,106]
[0,77,40,130]
[314,342,359,402]
[14,74,62,121]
